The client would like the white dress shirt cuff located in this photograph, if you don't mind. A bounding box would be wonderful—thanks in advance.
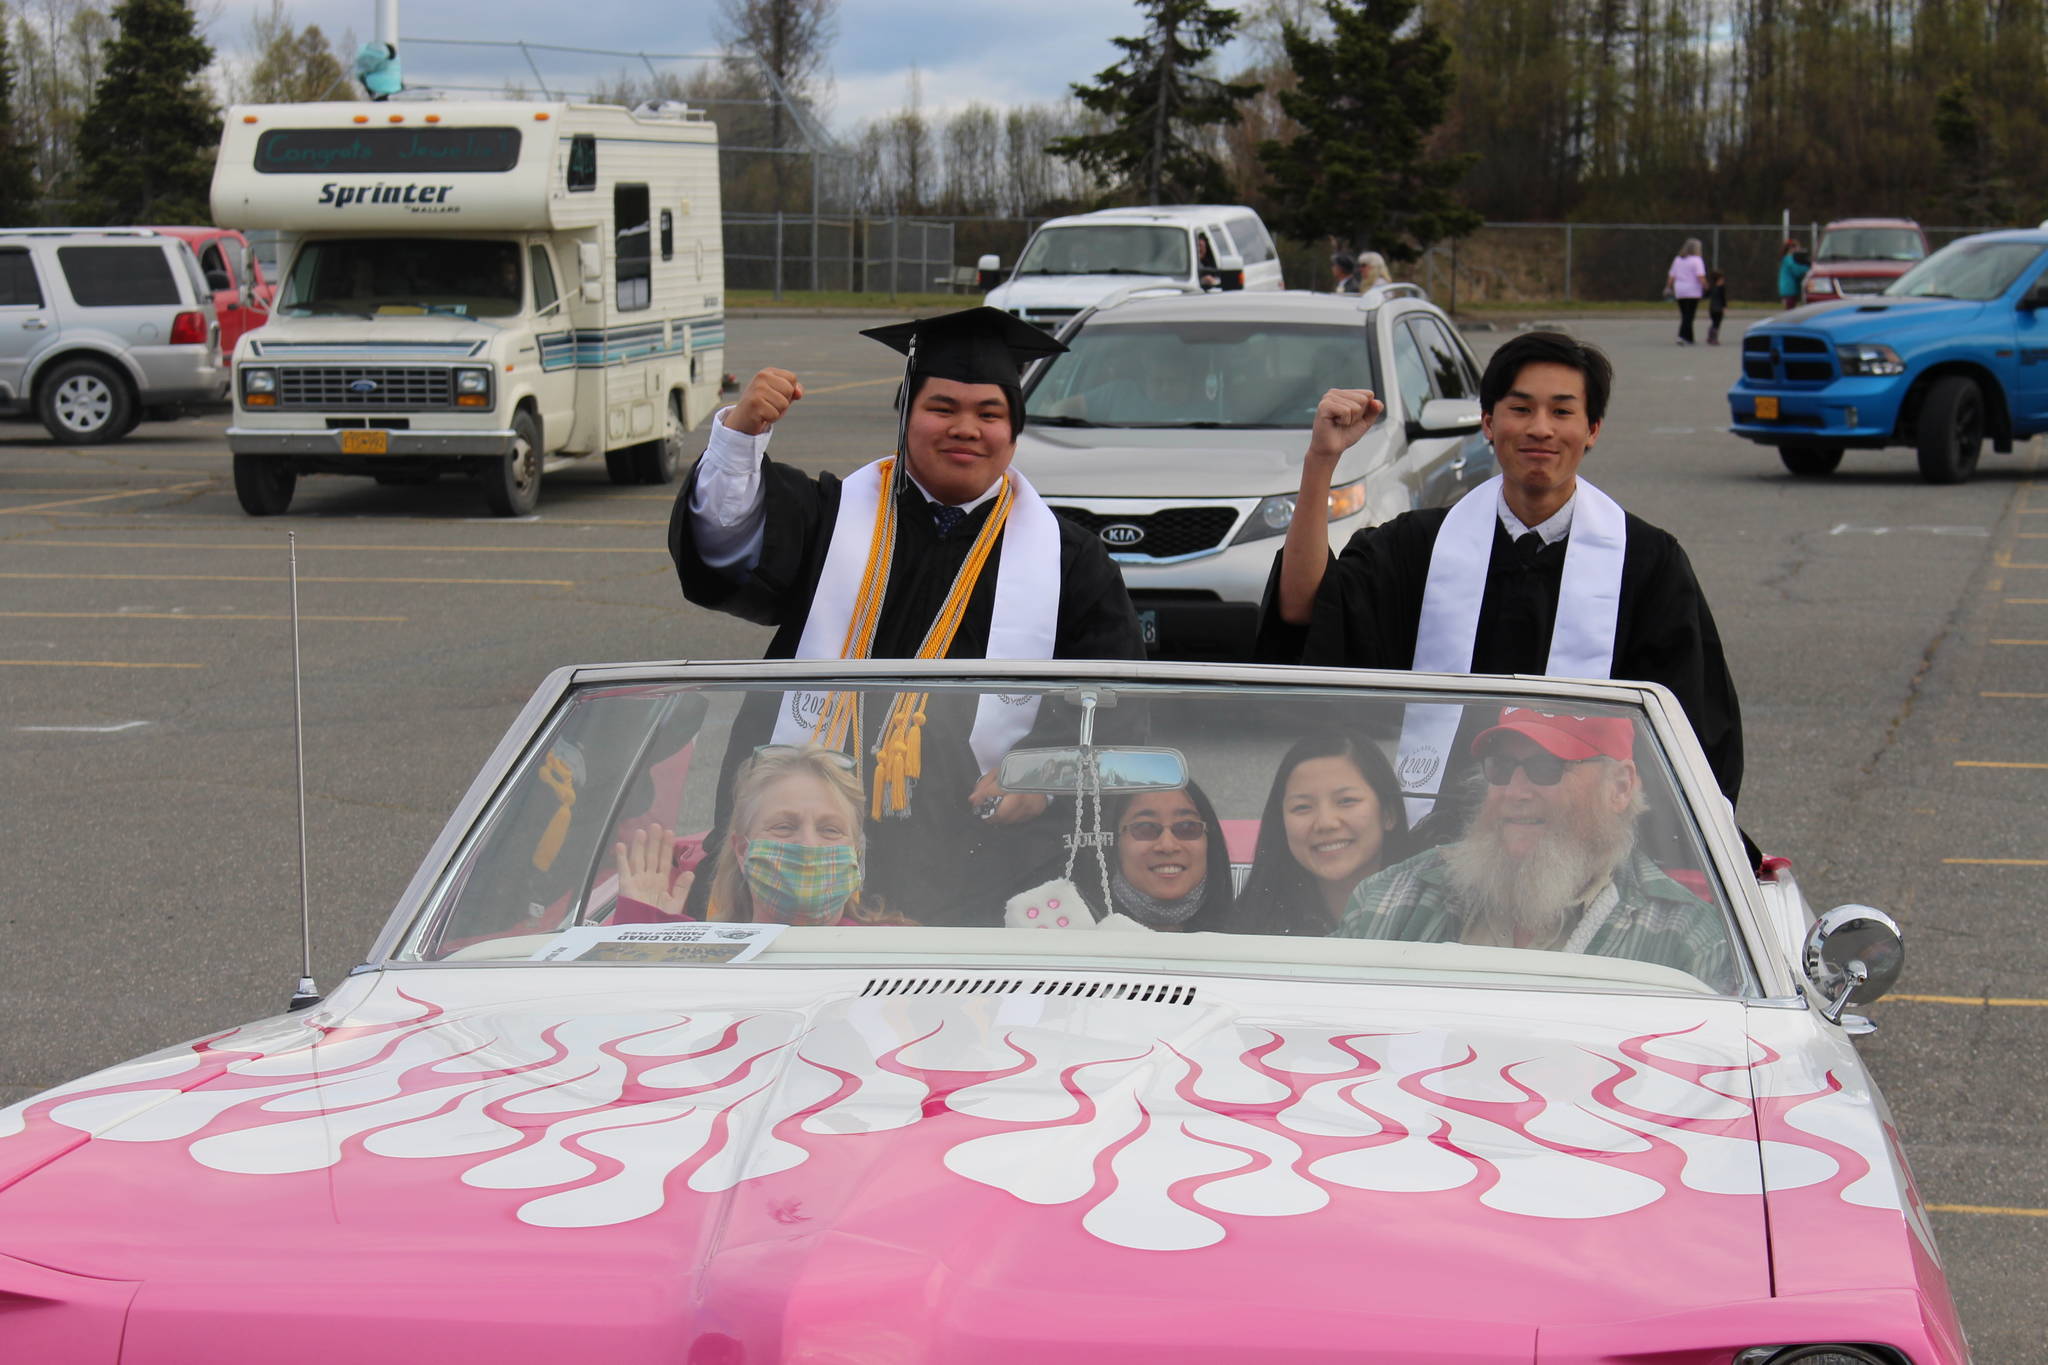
[687,405,772,573]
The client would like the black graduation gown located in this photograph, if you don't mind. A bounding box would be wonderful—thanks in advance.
[1253,508,1745,808]
[669,451,1149,924]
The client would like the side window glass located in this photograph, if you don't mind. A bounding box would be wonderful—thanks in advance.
[614,183,651,311]
[222,237,247,283]
[567,135,596,192]
[529,245,560,314]
[1414,318,1475,400]
[200,243,227,278]
[0,249,43,307]
[660,209,674,260]
[1389,319,1432,424]
[58,245,181,307]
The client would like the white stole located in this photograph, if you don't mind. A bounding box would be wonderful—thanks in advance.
[772,458,1061,773]
[1394,474,1628,822]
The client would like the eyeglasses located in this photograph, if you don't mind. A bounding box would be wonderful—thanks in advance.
[1481,752,1593,787]
[751,744,859,771]
[1120,819,1208,843]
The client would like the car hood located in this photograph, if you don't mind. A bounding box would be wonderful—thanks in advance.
[239,313,504,361]
[1759,295,1989,344]
[1016,425,1378,498]
[0,968,1918,1362]
[988,273,1186,310]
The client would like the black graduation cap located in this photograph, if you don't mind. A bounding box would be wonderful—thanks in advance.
[859,305,1067,390]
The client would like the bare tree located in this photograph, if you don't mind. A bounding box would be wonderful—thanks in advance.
[713,0,838,208]
[240,0,347,103]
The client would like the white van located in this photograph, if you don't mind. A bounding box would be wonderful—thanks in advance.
[212,99,725,516]
[981,205,1284,331]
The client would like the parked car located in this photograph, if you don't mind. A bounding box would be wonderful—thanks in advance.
[982,205,1285,332]
[148,225,276,352]
[1802,218,1929,304]
[1728,227,2048,482]
[0,228,228,443]
[1015,285,1491,657]
[0,658,1965,1363]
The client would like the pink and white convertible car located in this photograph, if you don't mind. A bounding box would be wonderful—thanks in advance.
[0,661,1964,1364]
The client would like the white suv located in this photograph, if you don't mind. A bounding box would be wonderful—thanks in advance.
[0,229,227,443]
[983,205,1286,332]
[1015,286,1493,658]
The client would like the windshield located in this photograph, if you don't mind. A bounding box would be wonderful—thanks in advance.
[280,237,522,318]
[396,677,1754,998]
[1027,321,1369,428]
[1816,227,1925,262]
[1015,225,1191,278]
[1884,238,2045,301]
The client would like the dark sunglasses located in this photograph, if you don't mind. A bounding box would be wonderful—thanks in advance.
[1121,819,1208,842]
[1481,752,1592,787]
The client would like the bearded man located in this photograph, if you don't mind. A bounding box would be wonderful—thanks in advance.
[1333,709,1738,992]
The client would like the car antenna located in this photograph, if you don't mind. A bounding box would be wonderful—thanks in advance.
[286,532,320,1012]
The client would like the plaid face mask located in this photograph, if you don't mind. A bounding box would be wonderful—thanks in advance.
[743,839,861,925]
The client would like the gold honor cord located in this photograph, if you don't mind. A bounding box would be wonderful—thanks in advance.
[808,457,1017,819]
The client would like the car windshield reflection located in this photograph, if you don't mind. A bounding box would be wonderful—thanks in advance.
[1028,322,1370,428]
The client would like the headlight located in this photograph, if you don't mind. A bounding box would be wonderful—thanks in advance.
[454,368,491,395]
[1837,343,1905,376]
[1735,1346,1898,1365]
[241,368,276,395]
[1233,479,1367,544]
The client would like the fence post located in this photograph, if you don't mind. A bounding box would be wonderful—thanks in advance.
[1450,236,1458,316]
[891,218,900,302]
[1564,223,1573,303]
[1712,225,1721,271]
[773,211,784,302]
[810,158,821,294]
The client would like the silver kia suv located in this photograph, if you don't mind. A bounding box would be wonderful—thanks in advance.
[0,229,228,444]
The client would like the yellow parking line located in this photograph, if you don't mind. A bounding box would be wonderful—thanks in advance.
[1926,1203,2048,1218]
[1890,993,2048,1007]
[0,572,575,586]
[802,376,898,395]
[1991,639,2048,646]
[0,482,213,516]
[2006,598,2048,605]
[25,539,665,555]
[1954,760,2048,769]
[1943,857,2048,866]
[0,659,202,669]
[1994,553,2048,568]
[0,611,407,623]
[1982,691,2048,698]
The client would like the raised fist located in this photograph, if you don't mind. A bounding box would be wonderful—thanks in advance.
[724,367,804,435]
[1306,388,1386,463]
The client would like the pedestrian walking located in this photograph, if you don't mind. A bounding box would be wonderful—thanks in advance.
[1777,239,1810,309]
[1665,238,1708,345]
[1706,269,1728,345]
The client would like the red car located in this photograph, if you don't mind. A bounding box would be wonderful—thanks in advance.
[146,225,275,351]
[1802,217,1929,303]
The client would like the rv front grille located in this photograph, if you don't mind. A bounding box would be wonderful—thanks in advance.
[276,366,455,410]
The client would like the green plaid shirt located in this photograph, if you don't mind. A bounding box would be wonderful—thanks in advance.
[1333,846,1740,993]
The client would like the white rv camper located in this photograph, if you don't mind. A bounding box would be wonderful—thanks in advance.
[212,99,725,516]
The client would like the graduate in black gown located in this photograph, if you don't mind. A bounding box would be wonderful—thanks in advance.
[1255,331,1746,842]
[669,307,1148,922]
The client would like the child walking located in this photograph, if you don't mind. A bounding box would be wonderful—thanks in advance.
[1706,269,1728,345]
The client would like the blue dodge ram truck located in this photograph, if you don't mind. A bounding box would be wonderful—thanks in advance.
[1728,228,2048,483]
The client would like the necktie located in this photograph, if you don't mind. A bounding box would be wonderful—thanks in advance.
[1515,531,1544,559]
[931,504,967,536]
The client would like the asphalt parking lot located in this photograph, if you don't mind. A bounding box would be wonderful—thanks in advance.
[1,310,2042,1358]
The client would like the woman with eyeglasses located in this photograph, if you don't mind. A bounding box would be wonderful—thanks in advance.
[1101,782,1234,931]
[1230,734,1409,936]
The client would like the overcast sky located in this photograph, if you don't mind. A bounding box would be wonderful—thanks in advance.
[204,0,1183,133]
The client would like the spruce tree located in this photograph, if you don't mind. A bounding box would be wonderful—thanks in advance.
[76,0,218,224]
[1258,0,1479,262]
[1047,0,1259,204]
[0,23,36,225]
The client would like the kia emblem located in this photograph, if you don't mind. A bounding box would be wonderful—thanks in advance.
[1100,523,1145,547]
[350,379,379,393]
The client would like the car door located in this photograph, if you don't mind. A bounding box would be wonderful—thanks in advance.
[527,240,577,444]
[0,246,51,403]
[195,237,253,352]
[2009,252,2048,427]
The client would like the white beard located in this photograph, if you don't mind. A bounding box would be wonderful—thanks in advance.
[1442,802,1634,950]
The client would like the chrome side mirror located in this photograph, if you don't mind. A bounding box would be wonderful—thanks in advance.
[1801,904,1903,1026]
[1415,397,1483,436]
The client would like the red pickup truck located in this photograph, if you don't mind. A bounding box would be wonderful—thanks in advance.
[147,225,275,351]
[1801,218,1929,303]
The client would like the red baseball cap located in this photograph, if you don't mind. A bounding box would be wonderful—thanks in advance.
[1472,708,1634,762]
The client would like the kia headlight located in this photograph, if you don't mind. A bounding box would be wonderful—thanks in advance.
[1233,478,1368,544]
[1837,344,1905,376]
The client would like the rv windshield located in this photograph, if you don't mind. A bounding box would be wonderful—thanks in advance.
[281,237,523,319]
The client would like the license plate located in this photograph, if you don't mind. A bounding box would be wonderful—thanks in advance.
[1138,610,1159,646]
[340,429,389,455]
[1754,396,1779,420]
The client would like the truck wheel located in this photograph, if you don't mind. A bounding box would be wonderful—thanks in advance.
[233,455,297,516]
[1778,444,1842,477]
[482,409,543,516]
[632,394,687,484]
[39,357,137,445]
[603,447,639,485]
[1915,375,1983,484]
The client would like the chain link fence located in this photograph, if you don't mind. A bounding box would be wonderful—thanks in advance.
[724,215,959,296]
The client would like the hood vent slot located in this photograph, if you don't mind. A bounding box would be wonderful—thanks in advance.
[862,976,1198,1005]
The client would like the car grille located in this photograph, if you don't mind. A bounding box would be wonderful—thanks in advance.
[1050,505,1240,559]
[276,366,455,409]
[1743,332,1837,384]
[1838,277,1889,294]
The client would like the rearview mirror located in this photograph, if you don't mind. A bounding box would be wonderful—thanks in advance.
[2019,281,2048,311]
[1215,251,1246,291]
[1415,398,1483,436]
[578,242,602,304]
[998,746,1188,795]
[205,268,232,292]
[1802,904,1903,1026]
